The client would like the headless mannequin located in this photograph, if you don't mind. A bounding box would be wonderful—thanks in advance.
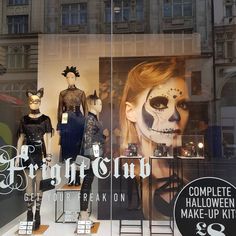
[80,92,104,220]
[16,89,53,230]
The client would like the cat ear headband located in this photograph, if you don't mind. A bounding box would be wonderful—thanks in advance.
[26,88,44,98]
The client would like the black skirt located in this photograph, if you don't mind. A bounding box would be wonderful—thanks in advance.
[59,111,85,161]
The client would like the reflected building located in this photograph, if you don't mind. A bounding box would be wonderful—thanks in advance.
[0,0,216,155]
[214,0,236,158]
[0,0,213,100]
[0,0,216,137]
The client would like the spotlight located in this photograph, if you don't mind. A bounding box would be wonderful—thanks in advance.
[198,142,204,149]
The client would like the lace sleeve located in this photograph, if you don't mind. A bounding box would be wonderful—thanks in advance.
[83,116,94,152]
[81,91,88,116]
[57,92,63,127]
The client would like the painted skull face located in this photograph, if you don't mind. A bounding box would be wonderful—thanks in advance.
[135,77,189,146]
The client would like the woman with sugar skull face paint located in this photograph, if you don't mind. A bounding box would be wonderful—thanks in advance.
[120,58,190,218]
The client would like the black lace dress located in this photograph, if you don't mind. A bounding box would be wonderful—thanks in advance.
[18,114,53,167]
[57,86,88,161]
[80,112,105,211]
[81,112,105,160]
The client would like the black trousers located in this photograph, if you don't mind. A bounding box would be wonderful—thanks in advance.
[80,167,94,211]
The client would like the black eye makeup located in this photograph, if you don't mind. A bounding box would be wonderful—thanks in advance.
[149,96,168,110]
[177,99,189,111]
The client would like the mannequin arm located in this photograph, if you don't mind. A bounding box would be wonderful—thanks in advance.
[43,132,52,165]
[44,132,52,156]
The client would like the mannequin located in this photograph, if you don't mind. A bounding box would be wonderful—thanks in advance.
[57,66,88,185]
[79,91,105,220]
[16,88,53,230]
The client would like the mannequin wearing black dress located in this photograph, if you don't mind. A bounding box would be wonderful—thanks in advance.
[16,88,53,230]
[57,66,88,185]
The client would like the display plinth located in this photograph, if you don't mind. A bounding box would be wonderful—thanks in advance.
[91,222,100,234]
[32,225,49,235]
[61,184,81,191]
[149,156,175,235]
[16,225,49,235]
[55,184,81,223]
[177,156,205,160]
[177,156,206,186]
[150,155,174,159]
[74,222,100,234]
[118,156,144,235]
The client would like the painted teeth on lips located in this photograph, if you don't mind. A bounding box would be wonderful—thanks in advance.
[161,129,181,134]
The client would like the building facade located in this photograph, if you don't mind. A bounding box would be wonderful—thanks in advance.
[0,0,214,108]
[214,0,236,158]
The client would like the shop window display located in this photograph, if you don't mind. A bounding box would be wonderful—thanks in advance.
[0,1,236,234]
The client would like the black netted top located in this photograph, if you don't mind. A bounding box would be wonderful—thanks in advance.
[57,86,88,123]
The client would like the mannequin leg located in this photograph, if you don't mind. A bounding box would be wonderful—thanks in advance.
[68,170,77,186]
[80,168,94,220]
[75,170,81,186]
[34,170,43,230]
[25,170,34,221]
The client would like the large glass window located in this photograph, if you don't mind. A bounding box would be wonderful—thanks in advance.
[136,0,144,21]
[105,2,111,23]
[216,42,224,58]
[105,0,143,23]
[7,45,29,69]
[164,0,172,17]
[7,15,28,34]
[8,0,29,5]
[216,31,235,59]
[173,0,182,17]
[183,0,192,16]
[164,0,192,17]
[226,41,234,58]
[113,0,131,22]
[61,3,87,26]
[191,71,202,95]
[225,5,233,17]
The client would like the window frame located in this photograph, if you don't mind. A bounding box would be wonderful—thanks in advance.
[191,71,202,96]
[8,0,29,6]
[163,0,193,18]
[104,0,144,23]
[7,15,28,34]
[61,3,87,27]
[225,4,233,18]
[7,45,29,70]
